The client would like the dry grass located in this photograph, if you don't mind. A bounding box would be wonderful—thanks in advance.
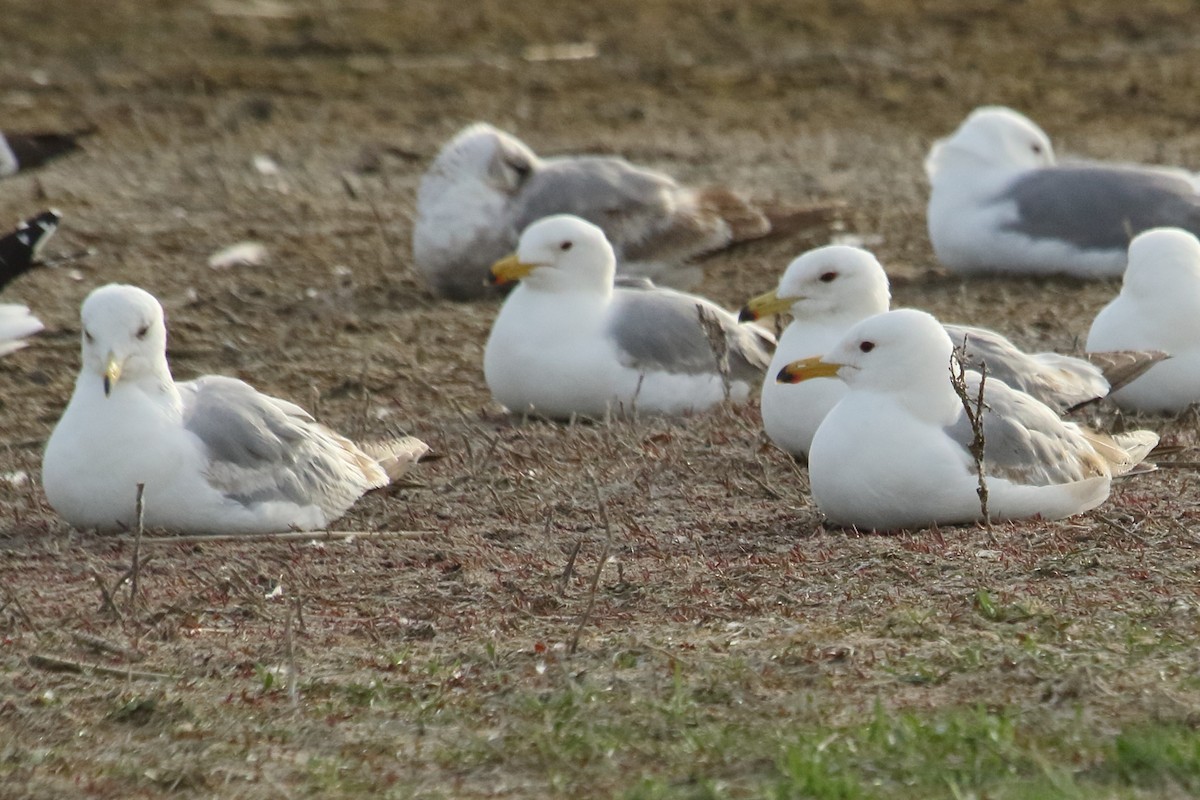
[4,0,1200,797]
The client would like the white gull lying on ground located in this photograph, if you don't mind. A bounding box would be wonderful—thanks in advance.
[414,122,833,299]
[1087,227,1200,412]
[43,285,427,533]
[740,245,1148,458]
[0,304,42,356]
[926,106,1200,277]
[776,309,1158,530]
[483,214,774,419]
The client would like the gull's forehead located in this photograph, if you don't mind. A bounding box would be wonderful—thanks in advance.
[783,246,878,287]
[81,285,162,330]
[521,215,602,250]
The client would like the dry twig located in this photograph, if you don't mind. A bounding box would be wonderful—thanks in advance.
[28,654,173,681]
[697,304,732,403]
[949,339,994,540]
[569,476,615,655]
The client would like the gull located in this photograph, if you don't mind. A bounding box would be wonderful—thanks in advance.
[483,214,774,418]
[776,309,1158,530]
[740,244,1150,457]
[43,285,427,534]
[0,127,93,179]
[1087,227,1200,412]
[414,122,834,299]
[926,106,1200,277]
[0,304,42,356]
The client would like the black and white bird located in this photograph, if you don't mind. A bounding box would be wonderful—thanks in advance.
[0,209,61,355]
[0,209,61,291]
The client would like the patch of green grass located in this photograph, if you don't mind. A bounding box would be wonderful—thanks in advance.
[1103,724,1200,792]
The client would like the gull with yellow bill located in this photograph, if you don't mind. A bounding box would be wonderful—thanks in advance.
[775,309,1157,531]
[43,284,426,533]
[483,214,774,418]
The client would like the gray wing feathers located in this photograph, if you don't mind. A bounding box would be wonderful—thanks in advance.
[512,156,679,244]
[944,374,1110,487]
[1001,166,1200,250]
[180,375,387,514]
[945,323,1108,412]
[608,287,775,382]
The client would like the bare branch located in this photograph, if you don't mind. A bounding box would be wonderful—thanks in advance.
[696,304,732,403]
[949,337,993,536]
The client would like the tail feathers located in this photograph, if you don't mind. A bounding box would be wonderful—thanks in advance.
[694,187,771,244]
[1087,349,1170,394]
[1088,429,1160,476]
[362,436,430,484]
[760,200,846,240]
[694,188,845,246]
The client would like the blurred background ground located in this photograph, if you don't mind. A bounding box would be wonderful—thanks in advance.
[3,1,1200,797]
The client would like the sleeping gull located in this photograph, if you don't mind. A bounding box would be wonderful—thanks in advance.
[414,122,834,299]
[483,214,774,418]
[926,106,1200,277]
[1087,227,1200,412]
[740,244,1149,458]
[43,285,427,534]
[776,309,1158,530]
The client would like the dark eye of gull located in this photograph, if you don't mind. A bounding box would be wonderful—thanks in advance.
[84,330,94,343]
[1031,143,1042,154]
[136,323,151,340]
[819,271,838,283]
[859,341,875,353]
[560,241,573,251]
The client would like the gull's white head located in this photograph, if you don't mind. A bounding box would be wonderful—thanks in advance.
[778,308,954,394]
[925,106,1055,179]
[78,284,169,396]
[424,122,541,196]
[741,245,891,323]
[490,214,615,294]
[1121,227,1200,301]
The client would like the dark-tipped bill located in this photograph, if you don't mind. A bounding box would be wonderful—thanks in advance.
[776,355,841,384]
[489,254,536,286]
[103,353,121,397]
[739,289,796,323]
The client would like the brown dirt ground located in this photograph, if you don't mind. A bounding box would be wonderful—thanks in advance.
[3,0,1200,797]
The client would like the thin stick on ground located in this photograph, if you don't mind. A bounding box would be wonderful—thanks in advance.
[1,582,42,637]
[569,476,615,655]
[70,631,144,662]
[127,483,145,614]
[27,653,173,681]
[949,339,994,541]
[285,600,300,707]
